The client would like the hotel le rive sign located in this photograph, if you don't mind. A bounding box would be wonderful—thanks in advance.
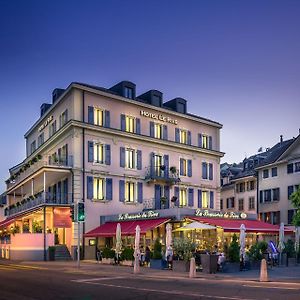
[140,110,178,125]
[118,210,247,221]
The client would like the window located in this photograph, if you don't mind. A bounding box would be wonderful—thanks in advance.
[249,181,255,190]
[124,87,134,99]
[202,135,208,149]
[179,129,187,144]
[93,178,104,200]
[38,133,44,147]
[49,120,57,137]
[59,109,68,128]
[248,197,255,210]
[94,143,104,164]
[272,188,280,201]
[202,191,209,208]
[238,199,244,211]
[236,183,245,193]
[272,211,280,225]
[125,116,135,133]
[94,108,104,126]
[287,163,294,174]
[181,159,188,176]
[220,199,223,210]
[125,182,135,202]
[154,123,162,139]
[263,169,269,179]
[288,210,296,224]
[271,167,278,177]
[179,188,187,207]
[264,189,272,202]
[125,148,135,169]
[154,154,164,176]
[202,162,213,180]
[288,186,294,199]
[202,162,208,179]
[226,197,235,209]
[295,162,300,172]
[30,141,36,154]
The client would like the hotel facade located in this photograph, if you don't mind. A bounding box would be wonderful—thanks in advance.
[0,80,225,260]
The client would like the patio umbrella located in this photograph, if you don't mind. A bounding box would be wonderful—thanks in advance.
[239,224,246,264]
[295,226,300,254]
[134,225,141,274]
[278,222,285,264]
[166,223,172,249]
[115,223,122,261]
[173,221,216,231]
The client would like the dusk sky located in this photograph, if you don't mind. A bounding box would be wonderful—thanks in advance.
[0,0,299,191]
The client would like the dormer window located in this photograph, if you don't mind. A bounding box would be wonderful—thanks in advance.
[124,87,134,99]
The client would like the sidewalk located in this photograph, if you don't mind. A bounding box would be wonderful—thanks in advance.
[23,259,300,284]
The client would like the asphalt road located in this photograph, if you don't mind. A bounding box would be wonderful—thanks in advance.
[0,261,299,300]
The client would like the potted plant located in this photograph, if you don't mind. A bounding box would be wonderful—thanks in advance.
[120,247,134,266]
[284,239,296,265]
[160,196,167,208]
[247,240,268,270]
[23,223,30,233]
[33,221,43,233]
[48,246,56,261]
[101,247,115,264]
[173,237,196,272]
[37,154,42,160]
[150,239,163,269]
[170,166,177,174]
[10,225,20,235]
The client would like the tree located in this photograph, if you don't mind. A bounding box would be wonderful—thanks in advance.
[228,234,240,263]
[291,185,300,226]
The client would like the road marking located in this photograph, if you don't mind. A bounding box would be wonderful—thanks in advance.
[8,264,47,270]
[242,284,300,290]
[0,266,16,271]
[80,281,263,300]
[72,276,125,283]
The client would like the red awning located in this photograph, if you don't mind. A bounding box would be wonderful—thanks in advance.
[188,217,291,233]
[85,218,170,238]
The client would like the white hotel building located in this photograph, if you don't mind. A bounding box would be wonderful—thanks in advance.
[0,80,224,260]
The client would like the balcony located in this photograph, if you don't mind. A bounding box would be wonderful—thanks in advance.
[6,155,73,190]
[5,192,73,217]
[145,165,180,185]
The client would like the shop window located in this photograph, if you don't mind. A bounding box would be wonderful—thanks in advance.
[93,178,104,200]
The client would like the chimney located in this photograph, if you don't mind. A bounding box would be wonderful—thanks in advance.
[280,135,283,144]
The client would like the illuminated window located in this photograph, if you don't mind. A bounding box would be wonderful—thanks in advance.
[154,123,162,139]
[125,148,136,169]
[154,154,164,176]
[125,116,135,133]
[93,178,104,200]
[179,188,187,207]
[94,143,104,163]
[201,191,209,208]
[202,135,208,149]
[94,108,104,126]
[180,159,188,176]
[179,129,187,144]
[125,182,135,202]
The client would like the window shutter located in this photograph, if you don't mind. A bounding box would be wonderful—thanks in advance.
[155,184,161,209]
[180,158,184,176]
[104,110,110,128]
[163,125,168,140]
[198,134,202,148]
[210,191,214,209]
[87,176,93,200]
[106,178,113,201]
[150,121,154,137]
[164,186,170,209]
[175,128,180,142]
[226,198,229,208]
[174,186,179,206]
[187,131,192,145]
[120,147,125,168]
[57,181,62,204]
[136,118,141,134]
[150,152,155,177]
[188,159,192,177]
[209,163,213,180]
[120,114,126,131]
[138,182,143,203]
[209,136,212,150]
[188,188,194,207]
[137,150,142,170]
[105,144,111,165]
[88,106,94,124]
[119,180,125,202]
[202,162,208,179]
[63,178,69,203]
[198,190,202,208]
[88,141,94,162]
[164,154,169,178]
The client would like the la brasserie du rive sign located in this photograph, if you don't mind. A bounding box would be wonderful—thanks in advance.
[140,110,178,125]
[195,209,247,219]
[118,210,159,221]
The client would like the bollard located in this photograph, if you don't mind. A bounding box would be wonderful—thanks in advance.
[259,258,268,282]
[189,257,196,278]
[134,255,140,274]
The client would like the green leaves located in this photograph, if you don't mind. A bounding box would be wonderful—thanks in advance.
[291,185,300,226]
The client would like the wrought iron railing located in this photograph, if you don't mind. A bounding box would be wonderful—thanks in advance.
[144,166,180,184]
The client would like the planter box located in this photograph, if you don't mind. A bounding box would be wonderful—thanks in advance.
[172,260,189,272]
[102,258,114,265]
[121,260,133,267]
[150,259,162,270]
[201,254,218,274]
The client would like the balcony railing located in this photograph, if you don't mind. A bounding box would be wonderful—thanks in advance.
[144,166,180,185]
[7,155,73,189]
[6,192,73,217]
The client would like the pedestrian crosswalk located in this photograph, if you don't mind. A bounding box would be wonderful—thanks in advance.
[0,263,47,271]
